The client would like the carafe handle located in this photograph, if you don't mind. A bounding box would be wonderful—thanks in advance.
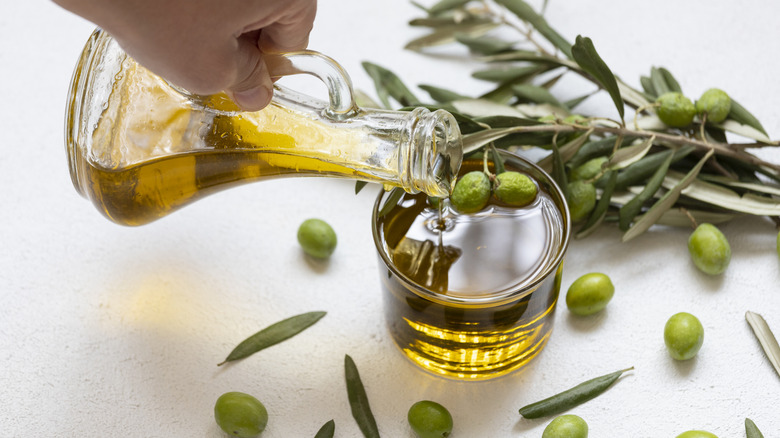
[169,50,359,120]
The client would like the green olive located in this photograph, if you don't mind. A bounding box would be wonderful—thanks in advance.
[494,171,538,207]
[450,171,491,213]
[214,392,268,438]
[569,157,607,182]
[407,400,453,438]
[676,430,718,438]
[566,180,596,222]
[657,92,696,128]
[687,223,731,275]
[297,218,337,259]
[696,88,731,123]
[541,414,588,438]
[664,312,704,361]
[566,273,615,316]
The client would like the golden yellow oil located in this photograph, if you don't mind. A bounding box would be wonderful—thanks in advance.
[73,61,387,226]
[376,158,567,380]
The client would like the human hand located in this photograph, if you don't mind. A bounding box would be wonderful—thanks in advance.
[54,0,317,111]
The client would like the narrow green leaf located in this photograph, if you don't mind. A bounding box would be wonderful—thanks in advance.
[618,151,674,230]
[718,119,776,144]
[218,311,327,365]
[662,171,780,215]
[576,170,617,239]
[472,64,547,83]
[698,175,780,196]
[639,76,656,98]
[405,21,499,51]
[362,62,420,108]
[537,129,594,172]
[569,136,628,168]
[428,0,470,15]
[418,84,468,103]
[727,98,768,136]
[455,33,516,55]
[604,136,654,170]
[745,418,765,438]
[512,83,566,108]
[378,187,405,217]
[344,355,380,438]
[549,137,569,200]
[745,311,780,379]
[518,367,633,419]
[563,91,594,110]
[494,0,573,59]
[616,78,652,109]
[314,420,336,438]
[355,181,368,194]
[354,89,382,109]
[452,98,527,118]
[614,146,694,190]
[657,67,682,93]
[654,208,737,227]
[462,127,525,154]
[649,67,670,96]
[489,143,506,174]
[571,35,624,119]
[622,150,713,242]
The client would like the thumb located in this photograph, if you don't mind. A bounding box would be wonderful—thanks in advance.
[228,35,274,111]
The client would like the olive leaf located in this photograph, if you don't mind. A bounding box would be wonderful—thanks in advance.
[518,367,633,419]
[745,418,765,438]
[462,127,526,154]
[344,355,380,438]
[658,66,682,93]
[728,98,769,136]
[604,136,655,170]
[571,35,624,120]
[618,150,674,230]
[493,0,573,59]
[419,84,468,103]
[378,187,405,217]
[649,67,671,96]
[405,21,499,51]
[745,311,780,379]
[314,420,336,438]
[649,66,681,96]
[455,33,516,55]
[661,171,780,215]
[354,181,368,194]
[427,0,470,15]
[718,119,776,144]
[614,146,694,190]
[452,98,527,118]
[362,62,420,108]
[218,311,326,365]
[512,83,566,108]
[640,75,656,98]
[653,208,737,227]
[622,149,713,242]
[472,64,549,83]
[537,128,594,172]
[549,136,569,199]
[698,175,780,196]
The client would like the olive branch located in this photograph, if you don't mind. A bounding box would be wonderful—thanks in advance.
[362,0,780,241]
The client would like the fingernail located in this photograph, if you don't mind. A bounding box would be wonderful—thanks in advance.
[233,86,271,111]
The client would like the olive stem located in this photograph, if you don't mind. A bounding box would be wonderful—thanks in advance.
[500,122,780,174]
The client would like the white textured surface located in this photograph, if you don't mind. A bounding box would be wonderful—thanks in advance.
[2,1,779,437]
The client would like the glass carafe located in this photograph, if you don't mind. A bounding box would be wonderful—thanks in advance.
[65,29,463,226]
